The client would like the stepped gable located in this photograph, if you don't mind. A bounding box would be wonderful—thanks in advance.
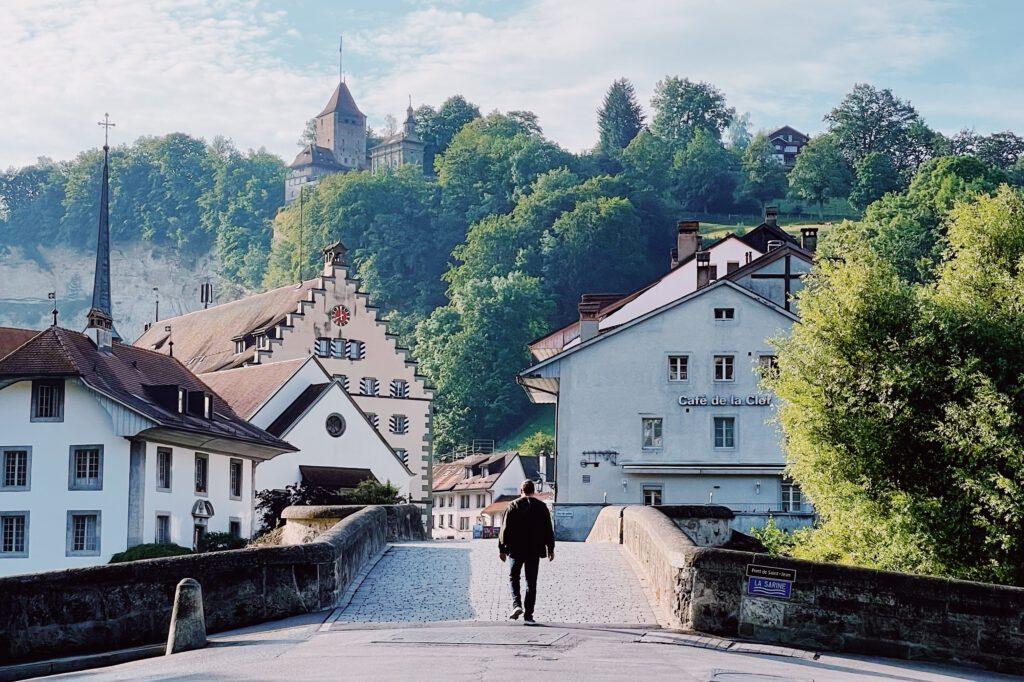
[0,326,45,361]
[198,358,307,419]
[0,327,293,450]
[134,280,317,374]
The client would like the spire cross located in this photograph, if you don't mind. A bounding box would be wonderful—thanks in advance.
[97,113,116,149]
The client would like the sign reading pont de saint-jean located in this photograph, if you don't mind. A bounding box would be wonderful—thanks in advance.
[678,395,773,407]
[745,564,796,600]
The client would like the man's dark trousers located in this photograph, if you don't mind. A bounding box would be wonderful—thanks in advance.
[509,555,540,617]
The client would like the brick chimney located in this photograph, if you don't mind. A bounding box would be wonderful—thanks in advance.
[801,227,818,252]
[578,296,603,342]
[764,206,779,227]
[696,251,717,289]
[671,220,701,269]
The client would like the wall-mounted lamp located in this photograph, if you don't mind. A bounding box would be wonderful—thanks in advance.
[755,481,761,496]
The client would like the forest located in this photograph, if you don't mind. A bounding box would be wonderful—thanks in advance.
[3,79,1024,453]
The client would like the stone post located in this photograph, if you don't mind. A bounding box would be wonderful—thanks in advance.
[165,578,207,655]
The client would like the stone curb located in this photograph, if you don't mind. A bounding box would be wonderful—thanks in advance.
[0,643,165,681]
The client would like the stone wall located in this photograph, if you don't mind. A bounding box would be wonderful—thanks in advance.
[589,504,1024,674]
[0,504,423,665]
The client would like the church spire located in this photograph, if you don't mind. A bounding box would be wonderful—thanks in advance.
[86,113,119,346]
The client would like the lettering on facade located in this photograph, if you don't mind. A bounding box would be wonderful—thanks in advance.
[678,395,773,407]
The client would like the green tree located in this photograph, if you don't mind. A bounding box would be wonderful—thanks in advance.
[415,95,481,170]
[725,112,753,151]
[650,76,734,148]
[672,128,740,213]
[787,134,852,218]
[738,132,787,212]
[975,131,1024,170]
[824,83,934,174]
[347,479,403,504]
[297,118,317,147]
[597,78,644,155]
[415,273,553,452]
[770,187,1024,586]
[849,151,901,210]
[519,431,554,458]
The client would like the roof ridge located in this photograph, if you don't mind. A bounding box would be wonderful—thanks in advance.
[139,279,315,330]
[51,327,84,375]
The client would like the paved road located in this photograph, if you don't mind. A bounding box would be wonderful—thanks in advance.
[332,539,657,625]
[51,617,1018,681]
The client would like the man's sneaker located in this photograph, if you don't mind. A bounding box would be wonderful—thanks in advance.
[523,615,536,625]
[508,606,524,620]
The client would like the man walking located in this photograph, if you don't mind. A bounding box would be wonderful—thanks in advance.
[498,480,555,624]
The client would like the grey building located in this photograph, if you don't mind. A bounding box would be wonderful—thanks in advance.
[370,104,426,174]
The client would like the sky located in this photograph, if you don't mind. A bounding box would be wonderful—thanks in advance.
[2,0,1023,168]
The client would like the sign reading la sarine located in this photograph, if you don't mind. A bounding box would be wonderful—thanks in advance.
[678,395,773,407]
[745,564,796,600]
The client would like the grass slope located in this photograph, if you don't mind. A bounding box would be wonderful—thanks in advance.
[497,406,555,451]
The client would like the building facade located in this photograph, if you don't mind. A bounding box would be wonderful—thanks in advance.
[370,105,426,174]
[520,214,817,540]
[768,126,810,169]
[135,243,433,508]
[431,452,527,540]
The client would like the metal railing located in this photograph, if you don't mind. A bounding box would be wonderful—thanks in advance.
[715,501,815,515]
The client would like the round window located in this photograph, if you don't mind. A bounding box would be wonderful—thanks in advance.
[326,413,346,437]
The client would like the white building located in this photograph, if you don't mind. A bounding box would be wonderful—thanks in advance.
[198,356,415,499]
[0,327,295,576]
[520,215,818,539]
[431,452,528,540]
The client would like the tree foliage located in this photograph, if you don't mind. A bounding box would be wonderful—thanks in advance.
[415,95,482,171]
[650,76,734,147]
[597,78,644,155]
[787,134,852,217]
[849,151,901,211]
[770,187,1024,585]
[739,132,787,210]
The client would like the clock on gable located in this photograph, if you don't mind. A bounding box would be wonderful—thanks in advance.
[330,304,351,326]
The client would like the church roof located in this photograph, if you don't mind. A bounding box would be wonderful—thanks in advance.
[197,357,308,419]
[289,145,344,170]
[134,279,319,374]
[0,327,294,453]
[0,327,40,361]
[317,81,365,119]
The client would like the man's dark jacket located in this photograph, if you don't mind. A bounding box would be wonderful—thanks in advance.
[499,496,555,559]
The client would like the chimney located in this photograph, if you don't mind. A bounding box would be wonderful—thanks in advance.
[671,220,701,269]
[764,206,779,227]
[801,227,818,252]
[578,295,603,342]
[696,251,717,289]
[767,240,784,252]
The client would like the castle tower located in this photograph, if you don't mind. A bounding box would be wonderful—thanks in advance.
[315,37,366,171]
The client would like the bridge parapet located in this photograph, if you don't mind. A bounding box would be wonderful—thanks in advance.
[592,504,1024,674]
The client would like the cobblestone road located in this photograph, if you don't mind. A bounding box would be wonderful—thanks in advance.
[333,540,657,625]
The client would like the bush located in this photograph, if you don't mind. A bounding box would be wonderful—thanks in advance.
[346,479,404,505]
[108,543,192,563]
[255,482,349,534]
[750,517,800,555]
[197,531,247,553]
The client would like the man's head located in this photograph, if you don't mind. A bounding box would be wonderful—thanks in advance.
[520,479,535,497]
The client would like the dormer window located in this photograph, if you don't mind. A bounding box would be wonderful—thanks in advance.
[177,387,186,414]
[234,339,245,354]
[258,334,271,350]
[203,394,213,419]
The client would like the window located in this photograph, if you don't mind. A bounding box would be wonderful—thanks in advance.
[68,446,103,491]
[758,355,779,377]
[582,474,591,484]
[31,380,63,421]
[460,494,470,509]
[229,459,243,499]
[726,261,740,274]
[447,514,453,528]
[155,514,171,544]
[1,448,30,490]
[459,518,469,531]
[326,413,346,437]
[396,449,408,464]
[714,417,736,449]
[476,494,485,507]
[229,519,242,538]
[157,447,172,491]
[347,339,366,360]
[642,417,663,449]
[360,377,380,396]
[643,485,663,506]
[432,515,437,529]
[390,379,409,398]
[714,308,735,321]
[234,339,246,354]
[668,355,688,382]
[337,375,350,391]
[389,414,409,435]
[782,481,803,512]
[714,355,735,381]
[194,453,208,494]
[66,512,100,556]
[0,513,28,556]
[257,334,271,350]
[330,338,346,359]
[315,337,331,358]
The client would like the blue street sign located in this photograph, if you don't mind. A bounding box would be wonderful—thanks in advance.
[747,576,792,600]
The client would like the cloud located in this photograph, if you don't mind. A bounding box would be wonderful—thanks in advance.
[0,0,1013,169]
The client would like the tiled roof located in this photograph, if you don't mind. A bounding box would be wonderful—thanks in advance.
[0,327,50,363]
[134,280,317,374]
[432,451,519,492]
[453,472,500,491]
[299,465,377,489]
[198,358,306,419]
[0,327,294,452]
[317,81,364,118]
[289,144,344,170]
